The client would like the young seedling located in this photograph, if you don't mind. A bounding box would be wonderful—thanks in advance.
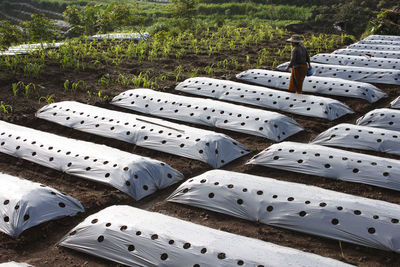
[38,94,55,104]
[0,101,13,114]
[64,80,70,92]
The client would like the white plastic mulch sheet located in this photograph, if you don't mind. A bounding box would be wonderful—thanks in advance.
[59,205,352,267]
[236,69,387,103]
[0,172,84,238]
[0,121,183,200]
[175,77,353,120]
[364,35,400,42]
[36,101,250,169]
[391,96,400,109]
[168,169,400,252]
[0,43,64,56]
[311,53,400,70]
[358,39,400,46]
[111,89,303,141]
[276,62,400,85]
[356,108,400,131]
[0,263,34,267]
[347,43,399,51]
[247,142,400,191]
[332,49,400,59]
[89,33,150,41]
[311,123,400,156]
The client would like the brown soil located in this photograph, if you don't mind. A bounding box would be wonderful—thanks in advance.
[1,37,400,266]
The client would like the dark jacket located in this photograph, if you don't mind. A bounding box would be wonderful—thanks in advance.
[288,44,310,68]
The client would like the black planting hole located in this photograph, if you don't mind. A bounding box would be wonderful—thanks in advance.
[331,219,339,225]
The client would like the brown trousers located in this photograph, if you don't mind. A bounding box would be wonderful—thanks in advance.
[288,64,308,94]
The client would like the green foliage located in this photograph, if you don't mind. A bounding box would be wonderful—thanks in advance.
[363,7,400,37]
[63,79,87,93]
[0,101,13,114]
[63,3,142,36]
[115,71,164,89]
[38,94,56,104]
[170,0,199,19]
[0,20,23,49]
[169,0,199,30]
[11,81,36,99]
[304,33,355,54]
[197,3,311,21]
[23,62,42,78]
[310,0,398,36]
[21,14,58,44]
[98,73,112,86]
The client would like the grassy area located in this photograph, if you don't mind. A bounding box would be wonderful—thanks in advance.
[1,0,313,30]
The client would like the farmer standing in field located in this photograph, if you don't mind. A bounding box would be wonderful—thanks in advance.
[284,34,311,94]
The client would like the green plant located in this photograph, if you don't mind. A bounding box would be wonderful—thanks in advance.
[38,94,56,104]
[116,73,131,87]
[64,4,142,37]
[0,101,13,114]
[21,14,59,57]
[72,81,85,92]
[272,58,279,68]
[170,0,199,30]
[64,80,70,92]
[23,63,42,78]
[98,73,112,86]
[2,56,21,73]
[204,64,214,76]
[174,65,184,81]
[22,83,36,98]
[189,68,200,77]
[11,81,35,98]
[0,20,23,49]
[64,80,86,93]
[132,72,144,87]
[11,82,20,96]
[97,90,109,100]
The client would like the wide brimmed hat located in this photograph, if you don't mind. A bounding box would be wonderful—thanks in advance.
[286,34,303,43]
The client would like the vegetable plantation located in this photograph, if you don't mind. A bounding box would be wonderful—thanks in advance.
[0,1,400,267]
